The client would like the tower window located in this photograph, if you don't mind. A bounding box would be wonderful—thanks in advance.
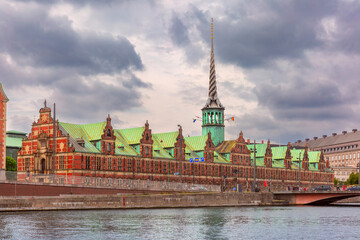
[107,129,111,137]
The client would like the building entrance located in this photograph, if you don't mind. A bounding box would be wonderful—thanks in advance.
[40,159,45,173]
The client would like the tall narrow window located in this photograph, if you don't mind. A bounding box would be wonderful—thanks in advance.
[59,156,65,170]
[107,158,112,170]
[25,158,30,170]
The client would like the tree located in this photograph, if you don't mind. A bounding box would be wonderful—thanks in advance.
[334,177,339,186]
[6,156,17,171]
[345,172,358,185]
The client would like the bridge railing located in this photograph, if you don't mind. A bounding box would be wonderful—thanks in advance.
[1,171,221,193]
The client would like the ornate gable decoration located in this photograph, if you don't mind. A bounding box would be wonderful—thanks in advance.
[205,131,215,151]
[140,120,153,158]
[140,120,153,145]
[302,144,309,170]
[285,142,292,159]
[285,142,292,169]
[231,131,250,154]
[101,114,116,141]
[204,131,215,163]
[264,140,272,158]
[101,114,116,155]
[264,140,272,167]
[174,126,186,161]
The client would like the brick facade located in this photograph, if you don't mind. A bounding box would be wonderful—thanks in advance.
[0,83,8,171]
[16,105,334,192]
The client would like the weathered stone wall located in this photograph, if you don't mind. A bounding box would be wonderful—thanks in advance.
[0,192,275,211]
[0,182,164,197]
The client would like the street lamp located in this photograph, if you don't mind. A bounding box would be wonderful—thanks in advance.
[251,140,257,192]
[178,124,182,183]
[357,162,360,186]
[298,152,302,191]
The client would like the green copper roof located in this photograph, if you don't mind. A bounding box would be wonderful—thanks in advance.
[152,137,173,159]
[185,135,208,151]
[6,136,23,148]
[153,131,178,148]
[117,127,144,145]
[214,151,230,163]
[271,146,287,160]
[308,151,321,163]
[60,122,90,140]
[81,122,106,140]
[247,144,267,158]
[290,148,305,161]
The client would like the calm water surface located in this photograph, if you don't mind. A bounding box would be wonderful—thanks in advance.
[1,206,359,240]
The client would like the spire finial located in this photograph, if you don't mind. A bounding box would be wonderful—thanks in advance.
[211,18,214,47]
[44,99,47,108]
[203,18,223,109]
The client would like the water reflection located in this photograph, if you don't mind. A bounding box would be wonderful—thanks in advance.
[1,206,360,240]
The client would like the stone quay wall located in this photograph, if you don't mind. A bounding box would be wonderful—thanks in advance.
[0,192,276,212]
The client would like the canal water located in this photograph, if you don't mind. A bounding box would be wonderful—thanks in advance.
[0,206,359,240]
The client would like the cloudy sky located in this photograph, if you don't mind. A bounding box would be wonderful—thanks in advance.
[1,0,360,144]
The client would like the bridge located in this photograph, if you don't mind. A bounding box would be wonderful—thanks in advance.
[274,191,360,205]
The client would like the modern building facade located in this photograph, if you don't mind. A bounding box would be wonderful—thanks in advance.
[0,83,8,173]
[293,130,360,182]
[16,20,333,191]
[6,130,27,161]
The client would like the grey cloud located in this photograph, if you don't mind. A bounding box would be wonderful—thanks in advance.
[169,14,190,47]
[52,74,148,121]
[0,5,143,76]
[220,81,256,102]
[0,2,150,127]
[189,0,338,68]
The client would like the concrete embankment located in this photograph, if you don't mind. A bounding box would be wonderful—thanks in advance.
[0,192,284,211]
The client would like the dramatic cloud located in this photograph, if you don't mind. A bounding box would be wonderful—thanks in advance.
[0,1,150,128]
[2,0,360,144]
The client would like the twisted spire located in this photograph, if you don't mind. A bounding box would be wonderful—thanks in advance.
[204,18,223,109]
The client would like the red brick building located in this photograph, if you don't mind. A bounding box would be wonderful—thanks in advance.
[16,21,333,191]
[0,83,9,174]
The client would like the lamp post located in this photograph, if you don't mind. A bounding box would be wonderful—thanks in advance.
[358,162,360,186]
[178,124,182,183]
[251,140,257,192]
[298,152,302,191]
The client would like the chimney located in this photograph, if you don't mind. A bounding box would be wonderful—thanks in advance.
[342,131,347,134]
[247,139,250,144]
[322,135,327,138]
[353,129,358,133]
[332,133,337,136]
[313,137,318,140]
[261,140,264,144]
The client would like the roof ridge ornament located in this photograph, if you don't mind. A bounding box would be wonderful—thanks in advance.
[203,18,224,109]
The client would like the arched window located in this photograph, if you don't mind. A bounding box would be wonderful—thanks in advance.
[146,134,149,141]
[107,129,111,137]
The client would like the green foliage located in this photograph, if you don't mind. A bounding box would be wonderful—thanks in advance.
[334,178,339,186]
[6,156,17,171]
[345,172,359,185]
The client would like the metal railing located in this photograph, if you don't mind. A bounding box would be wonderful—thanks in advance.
[1,171,221,193]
